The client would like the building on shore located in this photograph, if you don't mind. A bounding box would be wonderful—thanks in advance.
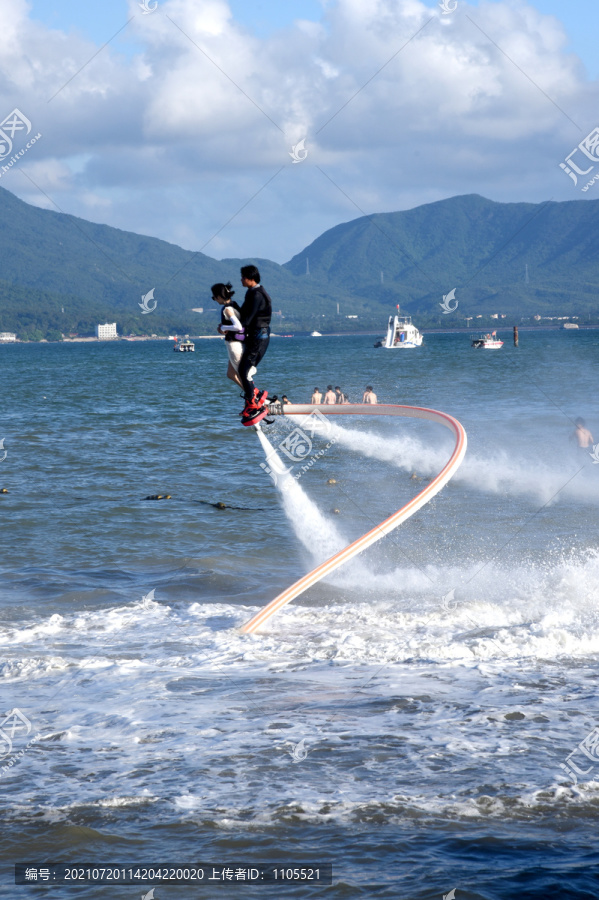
[96,323,118,340]
[0,332,16,342]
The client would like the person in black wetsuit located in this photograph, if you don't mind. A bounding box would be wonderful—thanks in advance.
[238,264,272,422]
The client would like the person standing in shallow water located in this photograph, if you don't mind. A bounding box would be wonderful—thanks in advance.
[237,264,273,423]
[570,417,594,452]
[323,385,336,404]
[363,386,377,404]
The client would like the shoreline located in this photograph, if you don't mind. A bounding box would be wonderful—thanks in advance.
[2,323,597,345]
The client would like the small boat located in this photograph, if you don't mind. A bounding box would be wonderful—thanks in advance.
[471,332,503,349]
[311,331,322,337]
[374,310,423,348]
[563,322,579,329]
[173,337,195,352]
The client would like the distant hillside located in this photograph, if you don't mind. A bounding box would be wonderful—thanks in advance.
[285,194,599,320]
[0,189,598,339]
[0,187,353,338]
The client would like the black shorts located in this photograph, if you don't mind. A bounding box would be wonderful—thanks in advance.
[241,330,270,370]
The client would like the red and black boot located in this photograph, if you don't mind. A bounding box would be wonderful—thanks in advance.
[240,388,269,426]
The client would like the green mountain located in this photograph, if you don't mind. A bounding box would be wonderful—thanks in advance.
[0,188,598,339]
[285,194,599,322]
[0,187,351,339]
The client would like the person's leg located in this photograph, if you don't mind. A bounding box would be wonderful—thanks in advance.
[228,341,255,388]
[239,336,270,402]
[238,343,257,401]
[227,362,243,387]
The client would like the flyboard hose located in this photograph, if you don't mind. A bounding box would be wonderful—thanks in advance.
[241,403,467,634]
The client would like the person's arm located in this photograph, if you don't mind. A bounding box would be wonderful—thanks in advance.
[220,308,243,332]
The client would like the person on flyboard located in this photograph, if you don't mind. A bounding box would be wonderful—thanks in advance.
[238,264,273,426]
[211,281,256,388]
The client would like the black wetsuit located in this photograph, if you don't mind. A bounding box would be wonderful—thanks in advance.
[238,285,272,401]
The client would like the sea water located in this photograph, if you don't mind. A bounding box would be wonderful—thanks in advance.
[0,330,598,898]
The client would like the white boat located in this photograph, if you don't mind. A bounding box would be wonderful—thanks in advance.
[471,332,503,349]
[563,322,579,329]
[173,338,195,352]
[311,331,322,337]
[374,312,423,348]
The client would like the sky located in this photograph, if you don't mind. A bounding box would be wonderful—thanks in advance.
[1,0,598,263]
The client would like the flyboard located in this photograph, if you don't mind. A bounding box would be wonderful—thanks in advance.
[241,402,467,634]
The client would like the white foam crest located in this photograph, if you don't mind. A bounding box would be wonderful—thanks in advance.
[2,553,598,670]
[170,784,599,827]
[0,612,66,645]
[256,427,347,562]
[0,600,171,647]
[332,546,599,611]
[244,548,599,662]
[325,421,599,506]
[8,784,597,830]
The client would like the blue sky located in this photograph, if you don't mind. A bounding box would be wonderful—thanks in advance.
[4,0,599,261]
[27,0,599,77]
[28,0,326,47]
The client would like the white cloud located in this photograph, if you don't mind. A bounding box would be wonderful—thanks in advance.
[0,0,596,261]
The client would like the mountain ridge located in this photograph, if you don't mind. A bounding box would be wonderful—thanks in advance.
[0,187,597,338]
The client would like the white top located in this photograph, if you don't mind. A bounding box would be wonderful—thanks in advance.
[220,307,243,333]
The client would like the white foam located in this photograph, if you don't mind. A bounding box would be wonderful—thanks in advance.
[325,420,599,506]
[256,428,347,562]
[2,551,598,668]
